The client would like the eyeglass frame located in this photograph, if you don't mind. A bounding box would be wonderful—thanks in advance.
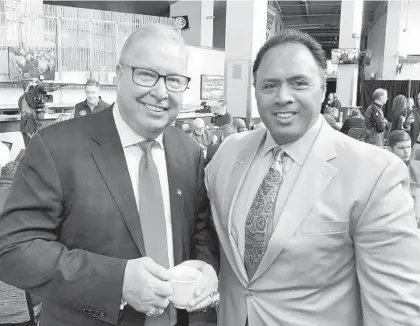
[119,63,191,92]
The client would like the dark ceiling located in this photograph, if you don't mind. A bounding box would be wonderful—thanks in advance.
[278,0,386,55]
[43,1,178,16]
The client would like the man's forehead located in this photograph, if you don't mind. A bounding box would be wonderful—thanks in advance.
[395,140,411,147]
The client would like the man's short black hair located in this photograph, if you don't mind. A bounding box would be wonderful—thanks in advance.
[388,130,411,148]
[252,29,327,88]
[85,79,100,88]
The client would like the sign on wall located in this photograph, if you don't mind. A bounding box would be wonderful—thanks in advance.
[200,74,224,101]
[8,47,56,81]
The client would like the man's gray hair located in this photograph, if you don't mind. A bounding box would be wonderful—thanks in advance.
[119,23,187,63]
[373,88,387,101]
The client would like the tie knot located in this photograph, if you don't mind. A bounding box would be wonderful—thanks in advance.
[272,147,283,161]
[138,140,156,153]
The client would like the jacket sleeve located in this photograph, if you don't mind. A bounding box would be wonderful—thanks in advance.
[354,158,420,325]
[371,108,387,133]
[340,119,350,134]
[191,148,220,274]
[0,133,127,325]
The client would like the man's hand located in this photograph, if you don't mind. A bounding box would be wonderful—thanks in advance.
[175,260,218,312]
[122,257,173,313]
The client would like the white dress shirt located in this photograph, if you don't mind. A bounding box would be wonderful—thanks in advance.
[113,103,174,268]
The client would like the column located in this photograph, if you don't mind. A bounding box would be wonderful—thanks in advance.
[224,0,268,120]
[170,0,214,47]
[382,1,403,79]
[336,0,364,107]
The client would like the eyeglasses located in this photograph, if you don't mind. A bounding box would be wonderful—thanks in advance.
[120,63,191,92]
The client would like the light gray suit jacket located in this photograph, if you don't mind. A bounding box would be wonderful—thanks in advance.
[205,120,420,326]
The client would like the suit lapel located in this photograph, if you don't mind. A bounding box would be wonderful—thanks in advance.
[252,123,337,282]
[163,129,186,266]
[222,129,267,283]
[90,107,146,256]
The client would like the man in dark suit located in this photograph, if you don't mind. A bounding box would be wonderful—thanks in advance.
[0,24,219,326]
[72,79,110,118]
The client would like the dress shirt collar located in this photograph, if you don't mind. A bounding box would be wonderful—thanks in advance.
[113,102,164,149]
[262,115,323,166]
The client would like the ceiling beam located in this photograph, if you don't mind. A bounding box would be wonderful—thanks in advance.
[303,0,310,16]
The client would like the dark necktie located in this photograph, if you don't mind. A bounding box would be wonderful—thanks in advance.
[138,140,171,326]
[244,147,284,280]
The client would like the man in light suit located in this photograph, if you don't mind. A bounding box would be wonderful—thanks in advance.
[0,24,219,326]
[205,29,420,326]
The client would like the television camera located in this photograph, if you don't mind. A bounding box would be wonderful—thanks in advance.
[24,76,53,115]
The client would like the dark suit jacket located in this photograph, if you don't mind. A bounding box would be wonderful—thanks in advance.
[191,130,213,148]
[74,97,109,118]
[0,106,219,326]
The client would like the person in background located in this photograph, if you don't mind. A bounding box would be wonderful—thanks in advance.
[390,95,414,133]
[340,108,365,135]
[181,122,192,136]
[0,142,10,173]
[210,100,233,128]
[332,93,342,112]
[410,93,420,147]
[205,124,238,166]
[409,97,416,110]
[388,130,420,227]
[191,118,213,148]
[72,79,110,118]
[252,121,266,130]
[233,118,248,133]
[18,79,37,148]
[330,106,342,128]
[323,106,340,130]
[0,24,219,326]
[364,88,389,146]
[206,28,420,326]
[0,154,42,326]
[54,113,71,124]
[321,92,334,114]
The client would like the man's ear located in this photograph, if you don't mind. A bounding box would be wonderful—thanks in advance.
[115,63,123,90]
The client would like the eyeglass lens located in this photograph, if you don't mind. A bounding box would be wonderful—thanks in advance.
[132,68,188,91]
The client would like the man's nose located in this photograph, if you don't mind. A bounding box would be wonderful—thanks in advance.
[151,77,169,101]
[274,85,294,106]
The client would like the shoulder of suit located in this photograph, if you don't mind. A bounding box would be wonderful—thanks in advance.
[165,126,201,151]
[333,129,400,169]
[410,159,420,170]
[212,129,263,160]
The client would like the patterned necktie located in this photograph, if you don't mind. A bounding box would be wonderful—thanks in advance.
[244,147,284,280]
[137,140,171,326]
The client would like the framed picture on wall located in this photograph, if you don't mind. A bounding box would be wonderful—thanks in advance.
[331,48,359,64]
[8,47,56,81]
[200,74,224,101]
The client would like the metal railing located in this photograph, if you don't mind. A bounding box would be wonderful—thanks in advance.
[0,0,176,83]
